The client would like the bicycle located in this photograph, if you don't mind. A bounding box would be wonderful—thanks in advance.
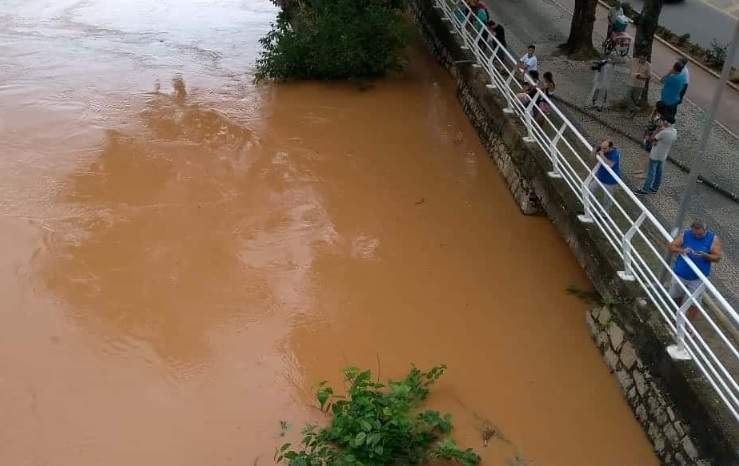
[602,32,631,57]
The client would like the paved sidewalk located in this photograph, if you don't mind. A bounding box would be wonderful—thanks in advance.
[599,0,739,136]
[485,0,739,307]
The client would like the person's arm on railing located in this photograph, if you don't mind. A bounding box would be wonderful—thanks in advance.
[668,232,689,255]
[697,236,723,263]
[516,56,526,74]
[592,143,613,167]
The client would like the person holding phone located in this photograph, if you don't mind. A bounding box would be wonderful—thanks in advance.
[586,139,621,212]
[517,45,538,81]
[667,220,723,320]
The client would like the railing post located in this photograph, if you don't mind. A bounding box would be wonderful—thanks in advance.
[486,46,505,90]
[667,282,705,361]
[502,67,516,114]
[547,123,567,179]
[617,212,647,282]
[472,24,484,59]
[459,11,472,49]
[523,95,537,143]
[577,172,595,224]
[486,44,500,89]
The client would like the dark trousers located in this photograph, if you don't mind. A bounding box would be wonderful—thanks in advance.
[657,101,678,120]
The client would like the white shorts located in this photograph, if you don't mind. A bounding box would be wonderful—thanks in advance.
[668,275,703,303]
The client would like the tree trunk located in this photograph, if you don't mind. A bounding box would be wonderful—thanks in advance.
[559,0,598,59]
[634,0,663,60]
[634,0,663,103]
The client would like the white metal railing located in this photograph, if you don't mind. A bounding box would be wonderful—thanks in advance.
[434,0,739,423]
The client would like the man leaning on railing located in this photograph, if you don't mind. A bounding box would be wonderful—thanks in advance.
[587,140,621,212]
[667,220,723,321]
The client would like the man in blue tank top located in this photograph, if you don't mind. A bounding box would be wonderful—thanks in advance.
[587,139,621,212]
[667,220,723,320]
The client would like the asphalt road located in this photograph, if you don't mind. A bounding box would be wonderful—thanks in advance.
[628,0,739,66]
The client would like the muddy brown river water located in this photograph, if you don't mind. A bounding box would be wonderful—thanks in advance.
[0,1,660,465]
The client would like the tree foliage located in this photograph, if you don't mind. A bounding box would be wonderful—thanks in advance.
[275,365,480,466]
[256,0,410,81]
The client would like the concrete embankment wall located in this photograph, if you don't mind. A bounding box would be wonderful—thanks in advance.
[407,2,738,465]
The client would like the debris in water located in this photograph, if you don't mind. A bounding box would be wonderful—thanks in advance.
[565,284,600,304]
[474,416,510,446]
[507,454,528,466]
[173,75,187,103]
[415,198,425,206]
[481,420,496,447]
[279,420,289,437]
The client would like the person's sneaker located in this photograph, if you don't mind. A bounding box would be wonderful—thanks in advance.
[649,189,659,193]
[634,189,649,195]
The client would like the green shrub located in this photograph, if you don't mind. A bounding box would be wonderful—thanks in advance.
[706,39,728,69]
[256,0,410,81]
[275,365,480,466]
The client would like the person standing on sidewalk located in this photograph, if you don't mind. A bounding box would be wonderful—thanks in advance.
[607,2,624,38]
[489,20,507,53]
[678,56,690,104]
[467,0,490,28]
[636,117,677,195]
[587,140,621,212]
[589,59,615,111]
[651,62,686,121]
[536,71,555,124]
[667,220,722,321]
[517,45,538,80]
[628,55,651,112]
[516,70,539,105]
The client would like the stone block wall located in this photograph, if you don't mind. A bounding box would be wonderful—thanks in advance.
[587,306,707,465]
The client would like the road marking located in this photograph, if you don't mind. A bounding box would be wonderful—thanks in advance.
[697,0,739,18]
[725,2,739,14]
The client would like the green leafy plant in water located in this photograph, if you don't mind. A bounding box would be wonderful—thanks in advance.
[256,0,410,81]
[566,285,624,307]
[274,365,480,466]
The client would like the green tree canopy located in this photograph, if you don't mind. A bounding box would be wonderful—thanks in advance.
[256,0,410,81]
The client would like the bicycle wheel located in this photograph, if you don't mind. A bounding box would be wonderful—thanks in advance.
[602,38,613,55]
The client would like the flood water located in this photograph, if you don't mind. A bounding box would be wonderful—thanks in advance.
[0,1,659,465]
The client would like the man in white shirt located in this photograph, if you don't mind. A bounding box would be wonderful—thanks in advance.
[517,45,538,80]
[678,56,689,104]
[636,118,678,195]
